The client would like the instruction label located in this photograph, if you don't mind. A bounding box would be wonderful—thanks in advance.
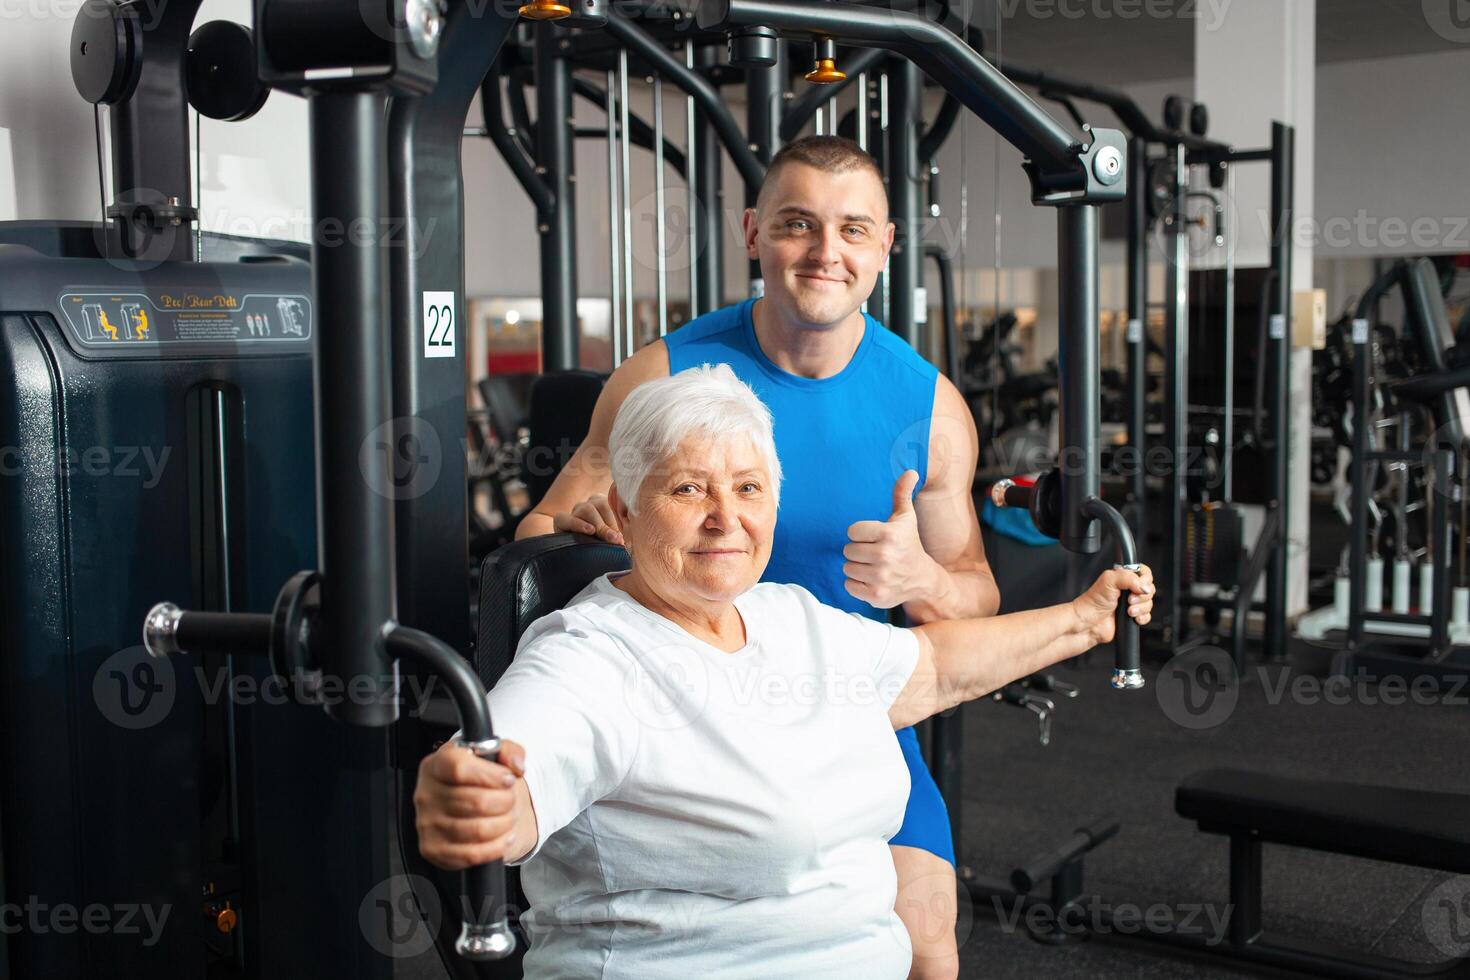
[1269,313,1286,341]
[58,288,312,357]
[1351,317,1369,345]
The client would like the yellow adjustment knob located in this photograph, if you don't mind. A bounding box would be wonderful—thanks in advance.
[215,906,238,934]
[519,1,572,19]
[805,58,846,84]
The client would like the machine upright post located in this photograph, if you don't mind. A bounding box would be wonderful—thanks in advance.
[1125,135,1148,526]
[886,58,923,347]
[309,90,398,725]
[1057,204,1101,554]
[692,45,724,313]
[1163,142,1189,642]
[536,27,579,371]
[1265,121,1294,658]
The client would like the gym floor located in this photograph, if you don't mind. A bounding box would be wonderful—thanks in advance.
[953,652,1467,979]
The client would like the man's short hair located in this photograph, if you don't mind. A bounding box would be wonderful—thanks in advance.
[756,135,886,214]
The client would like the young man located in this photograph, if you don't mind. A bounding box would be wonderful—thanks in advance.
[516,136,996,980]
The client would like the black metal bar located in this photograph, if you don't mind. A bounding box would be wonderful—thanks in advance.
[386,626,513,960]
[1081,496,1143,687]
[696,0,1081,177]
[536,27,578,372]
[604,13,766,194]
[1163,144,1188,641]
[1349,316,1370,650]
[105,0,203,261]
[311,90,396,725]
[1229,835,1263,946]
[781,46,886,142]
[925,245,958,381]
[1431,450,1453,654]
[506,65,539,160]
[1232,508,1281,673]
[388,10,516,660]
[692,45,725,316]
[1010,819,1119,893]
[481,68,555,214]
[1265,122,1294,659]
[174,612,273,656]
[1125,137,1148,523]
[918,93,961,164]
[1056,205,1100,554]
[886,57,922,346]
[746,38,784,290]
[571,77,689,176]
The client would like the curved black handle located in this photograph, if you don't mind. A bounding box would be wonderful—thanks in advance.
[1080,497,1144,690]
[386,626,516,961]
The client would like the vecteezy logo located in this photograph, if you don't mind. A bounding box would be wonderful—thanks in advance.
[93,646,176,730]
[360,416,443,501]
[622,645,711,732]
[360,874,441,959]
[1423,876,1470,957]
[1155,645,1239,729]
[1423,0,1470,41]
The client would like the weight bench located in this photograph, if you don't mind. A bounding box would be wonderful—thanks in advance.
[1175,768,1470,979]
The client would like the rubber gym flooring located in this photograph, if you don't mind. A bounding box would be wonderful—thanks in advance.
[951,649,1468,978]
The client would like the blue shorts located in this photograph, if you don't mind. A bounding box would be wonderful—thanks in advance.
[890,725,956,865]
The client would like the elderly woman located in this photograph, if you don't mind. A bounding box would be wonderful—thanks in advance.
[416,365,1152,979]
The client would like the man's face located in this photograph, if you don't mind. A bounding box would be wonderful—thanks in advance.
[744,162,894,330]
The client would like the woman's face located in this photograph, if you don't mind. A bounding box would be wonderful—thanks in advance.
[614,432,777,608]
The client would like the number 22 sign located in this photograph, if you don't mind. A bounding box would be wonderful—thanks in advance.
[422,291,456,359]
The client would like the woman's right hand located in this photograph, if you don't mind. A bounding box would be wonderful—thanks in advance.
[415,738,529,871]
[551,494,624,546]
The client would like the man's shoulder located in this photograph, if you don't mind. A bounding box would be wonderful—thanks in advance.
[666,301,750,348]
[865,317,941,384]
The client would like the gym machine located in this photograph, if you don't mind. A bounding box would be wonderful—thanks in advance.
[1296,258,1470,677]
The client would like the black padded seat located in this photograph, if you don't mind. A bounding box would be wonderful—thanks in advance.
[1176,768,1470,874]
[474,532,630,690]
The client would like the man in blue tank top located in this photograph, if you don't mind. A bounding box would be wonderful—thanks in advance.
[518,135,997,979]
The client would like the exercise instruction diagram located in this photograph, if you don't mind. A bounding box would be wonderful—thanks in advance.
[59,290,313,355]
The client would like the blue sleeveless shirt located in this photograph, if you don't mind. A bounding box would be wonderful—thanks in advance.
[665,299,939,622]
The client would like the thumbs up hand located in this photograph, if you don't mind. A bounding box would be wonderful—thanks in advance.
[843,470,941,610]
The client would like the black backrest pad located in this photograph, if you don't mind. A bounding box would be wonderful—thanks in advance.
[474,533,630,689]
[524,369,606,506]
[1177,768,1470,874]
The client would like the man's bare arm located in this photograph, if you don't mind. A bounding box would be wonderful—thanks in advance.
[515,342,670,540]
[904,374,999,623]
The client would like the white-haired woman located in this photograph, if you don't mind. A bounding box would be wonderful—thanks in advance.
[416,364,1153,979]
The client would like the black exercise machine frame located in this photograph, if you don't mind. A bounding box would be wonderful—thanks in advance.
[134,0,1150,970]
[1000,59,1294,667]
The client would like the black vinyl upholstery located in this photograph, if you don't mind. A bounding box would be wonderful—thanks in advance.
[524,370,607,507]
[474,532,631,689]
[1176,768,1470,873]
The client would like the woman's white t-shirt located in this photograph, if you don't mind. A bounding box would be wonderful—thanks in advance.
[486,572,921,980]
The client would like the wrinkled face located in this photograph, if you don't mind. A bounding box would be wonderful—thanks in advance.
[745,162,895,329]
[615,432,777,606]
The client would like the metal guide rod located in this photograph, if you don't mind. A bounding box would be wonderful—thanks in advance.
[1223,162,1236,502]
[685,43,699,316]
[654,74,668,337]
[619,48,635,356]
[606,67,622,363]
[1165,142,1189,639]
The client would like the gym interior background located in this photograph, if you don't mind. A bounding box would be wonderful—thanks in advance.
[0,0,1467,977]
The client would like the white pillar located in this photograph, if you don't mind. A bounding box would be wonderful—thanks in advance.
[1195,0,1315,622]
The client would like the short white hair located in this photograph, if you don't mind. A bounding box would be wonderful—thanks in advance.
[608,363,782,515]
